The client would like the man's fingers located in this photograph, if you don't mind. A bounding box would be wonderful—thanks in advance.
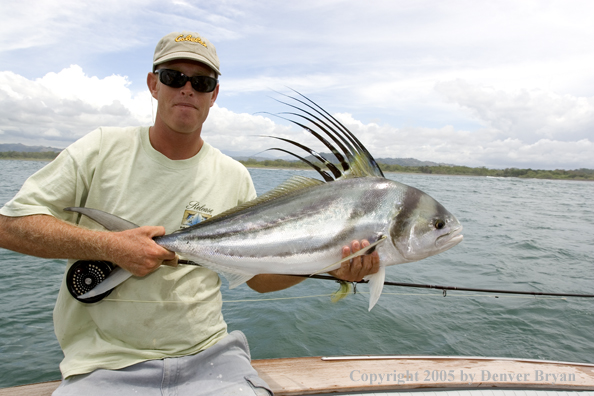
[334,239,380,282]
[369,249,380,274]
[145,225,168,238]
[353,240,372,280]
[359,240,376,273]
[341,245,350,260]
[162,254,179,268]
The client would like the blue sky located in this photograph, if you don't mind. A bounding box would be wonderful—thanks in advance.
[1,0,593,169]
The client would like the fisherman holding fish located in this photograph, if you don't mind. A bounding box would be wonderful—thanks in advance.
[0,32,380,395]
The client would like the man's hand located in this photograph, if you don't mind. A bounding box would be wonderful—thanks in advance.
[103,226,178,277]
[329,239,380,282]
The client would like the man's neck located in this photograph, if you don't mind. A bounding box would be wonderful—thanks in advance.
[149,121,204,160]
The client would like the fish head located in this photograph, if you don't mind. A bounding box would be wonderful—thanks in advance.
[389,186,463,262]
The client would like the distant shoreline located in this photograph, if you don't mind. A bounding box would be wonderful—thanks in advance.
[240,166,593,181]
[239,162,594,181]
[0,151,58,161]
[1,156,592,181]
[0,157,53,162]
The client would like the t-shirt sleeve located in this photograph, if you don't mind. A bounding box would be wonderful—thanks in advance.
[238,167,257,204]
[0,129,101,221]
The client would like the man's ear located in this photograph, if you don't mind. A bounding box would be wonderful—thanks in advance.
[209,83,219,107]
[147,72,159,100]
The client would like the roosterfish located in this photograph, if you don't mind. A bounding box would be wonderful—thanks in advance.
[66,92,463,310]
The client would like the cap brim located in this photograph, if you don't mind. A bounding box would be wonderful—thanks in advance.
[153,52,221,75]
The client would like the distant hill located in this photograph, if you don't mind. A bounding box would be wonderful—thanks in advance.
[230,156,274,162]
[307,153,454,167]
[375,157,453,167]
[0,143,62,153]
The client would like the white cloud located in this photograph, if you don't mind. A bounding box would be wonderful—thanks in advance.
[331,112,594,170]
[43,128,62,137]
[0,0,154,53]
[0,66,152,146]
[38,66,132,108]
[203,105,293,155]
[436,80,594,143]
[1,67,593,170]
[0,66,300,153]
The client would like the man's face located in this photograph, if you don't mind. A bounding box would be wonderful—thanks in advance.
[148,60,219,135]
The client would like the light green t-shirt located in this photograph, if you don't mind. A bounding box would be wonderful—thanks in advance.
[0,126,257,378]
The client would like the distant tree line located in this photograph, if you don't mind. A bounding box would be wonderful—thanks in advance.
[240,158,313,169]
[379,163,594,180]
[238,158,594,181]
[0,151,59,160]
[3,151,592,180]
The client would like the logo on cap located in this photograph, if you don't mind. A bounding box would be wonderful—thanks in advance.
[175,34,208,48]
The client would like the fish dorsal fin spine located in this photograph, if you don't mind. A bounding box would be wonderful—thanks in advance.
[342,152,383,179]
[185,176,324,228]
[267,90,385,181]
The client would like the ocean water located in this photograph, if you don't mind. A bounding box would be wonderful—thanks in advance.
[0,160,593,388]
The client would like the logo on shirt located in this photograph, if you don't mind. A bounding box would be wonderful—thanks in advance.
[180,201,214,228]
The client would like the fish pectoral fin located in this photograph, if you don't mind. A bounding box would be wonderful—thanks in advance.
[64,207,139,231]
[364,266,386,311]
[222,271,254,289]
[331,282,353,303]
[310,235,387,276]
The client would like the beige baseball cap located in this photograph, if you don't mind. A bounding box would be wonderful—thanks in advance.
[153,32,221,75]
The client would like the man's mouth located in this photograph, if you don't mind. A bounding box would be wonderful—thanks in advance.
[174,102,197,109]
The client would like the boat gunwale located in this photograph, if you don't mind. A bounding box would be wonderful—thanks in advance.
[321,355,594,367]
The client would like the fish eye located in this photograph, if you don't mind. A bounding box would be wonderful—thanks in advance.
[434,219,445,230]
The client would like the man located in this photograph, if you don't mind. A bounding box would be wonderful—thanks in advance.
[0,31,379,395]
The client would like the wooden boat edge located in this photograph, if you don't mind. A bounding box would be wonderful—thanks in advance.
[2,356,593,396]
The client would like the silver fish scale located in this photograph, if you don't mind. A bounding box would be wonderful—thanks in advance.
[156,177,409,275]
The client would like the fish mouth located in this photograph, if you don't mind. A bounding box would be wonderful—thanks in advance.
[436,226,464,251]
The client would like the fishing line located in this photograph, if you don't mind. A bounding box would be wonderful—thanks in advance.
[100,293,439,304]
[101,291,569,305]
[103,293,343,304]
[100,282,577,304]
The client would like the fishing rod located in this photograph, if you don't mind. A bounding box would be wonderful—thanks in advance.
[66,259,594,303]
[297,274,594,298]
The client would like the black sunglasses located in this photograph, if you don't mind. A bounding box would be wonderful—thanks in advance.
[155,69,218,93]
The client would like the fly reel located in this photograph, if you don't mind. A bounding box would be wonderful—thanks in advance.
[66,260,115,303]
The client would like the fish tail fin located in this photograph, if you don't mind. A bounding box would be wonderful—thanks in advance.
[330,281,353,303]
[365,266,386,311]
[64,207,139,231]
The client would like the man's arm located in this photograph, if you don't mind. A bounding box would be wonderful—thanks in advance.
[246,239,380,293]
[0,214,177,276]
